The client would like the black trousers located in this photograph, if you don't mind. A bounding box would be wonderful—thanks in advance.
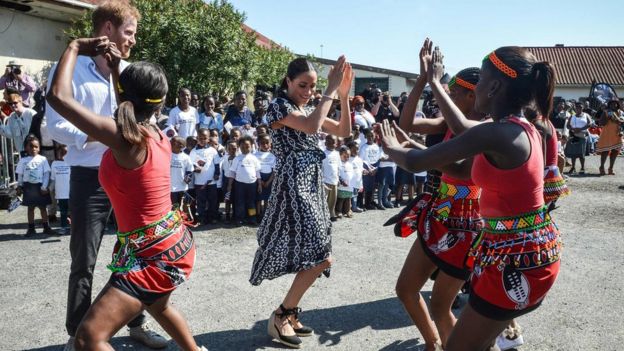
[66,167,145,336]
[234,181,257,222]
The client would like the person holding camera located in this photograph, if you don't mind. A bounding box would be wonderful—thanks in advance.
[372,90,400,124]
[1,60,36,107]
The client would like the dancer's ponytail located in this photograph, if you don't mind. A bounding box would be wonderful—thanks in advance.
[115,100,145,145]
[531,62,555,120]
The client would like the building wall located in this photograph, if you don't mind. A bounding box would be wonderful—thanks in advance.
[316,62,414,97]
[0,10,69,85]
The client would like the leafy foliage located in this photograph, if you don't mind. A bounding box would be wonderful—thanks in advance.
[65,0,294,103]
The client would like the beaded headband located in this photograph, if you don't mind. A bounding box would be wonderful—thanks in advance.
[484,52,517,79]
[117,82,163,104]
[448,76,476,91]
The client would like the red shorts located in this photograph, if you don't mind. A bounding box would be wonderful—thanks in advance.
[466,207,562,320]
[418,181,482,280]
[109,211,196,305]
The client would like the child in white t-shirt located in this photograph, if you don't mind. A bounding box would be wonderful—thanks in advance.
[170,136,194,209]
[227,135,261,226]
[221,141,238,223]
[190,129,221,225]
[168,88,199,138]
[16,137,58,236]
[322,135,340,220]
[347,141,364,213]
[254,134,276,220]
[336,146,354,218]
[50,144,71,233]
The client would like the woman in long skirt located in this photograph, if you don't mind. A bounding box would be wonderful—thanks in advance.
[249,56,353,348]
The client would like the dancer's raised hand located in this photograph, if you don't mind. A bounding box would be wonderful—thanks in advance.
[325,55,347,96]
[337,62,353,99]
[427,46,445,84]
[72,36,110,57]
[104,42,122,70]
[419,38,433,78]
[379,119,401,150]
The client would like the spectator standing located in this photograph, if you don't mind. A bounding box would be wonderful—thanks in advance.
[551,100,571,139]
[221,140,237,223]
[224,90,253,127]
[352,95,376,130]
[336,146,354,218]
[322,134,340,221]
[377,150,396,209]
[45,3,167,348]
[372,92,400,124]
[252,94,269,127]
[255,134,276,220]
[359,129,380,209]
[190,129,220,225]
[168,88,199,139]
[170,136,194,208]
[16,136,57,236]
[197,96,223,136]
[51,145,71,234]
[228,135,261,225]
[0,60,36,107]
[348,141,364,212]
[596,99,624,175]
[565,102,591,174]
[1,92,35,154]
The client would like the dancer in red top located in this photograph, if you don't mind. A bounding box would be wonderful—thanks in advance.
[381,45,561,350]
[47,38,201,351]
[392,39,484,351]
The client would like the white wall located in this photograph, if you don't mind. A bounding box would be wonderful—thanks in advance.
[316,62,413,97]
[0,10,69,86]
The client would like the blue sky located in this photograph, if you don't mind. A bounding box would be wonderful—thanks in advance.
[228,0,624,76]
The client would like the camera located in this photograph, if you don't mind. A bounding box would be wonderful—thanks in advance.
[10,66,21,75]
[382,95,389,102]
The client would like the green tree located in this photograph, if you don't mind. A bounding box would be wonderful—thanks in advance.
[65,0,294,103]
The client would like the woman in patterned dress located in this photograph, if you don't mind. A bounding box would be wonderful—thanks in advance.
[250,56,353,348]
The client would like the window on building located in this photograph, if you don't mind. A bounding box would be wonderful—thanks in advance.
[355,77,389,96]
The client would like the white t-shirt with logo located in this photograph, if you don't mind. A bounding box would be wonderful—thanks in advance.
[190,146,220,186]
[338,159,354,192]
[349,156,364,189]
[50,160,71,199]
[322,149,340,185]
[170,152,194,192]
[359,143,381,165]
[168,106,199,138]
[255,150,276,174]
[16,155,50,185]
[228,153,261,184]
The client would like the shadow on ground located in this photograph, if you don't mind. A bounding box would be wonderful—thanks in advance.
[26,293,471,350]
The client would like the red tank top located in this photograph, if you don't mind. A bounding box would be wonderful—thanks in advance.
[99,130,172,232]
[471,117,544,217]
[440,129,476,186]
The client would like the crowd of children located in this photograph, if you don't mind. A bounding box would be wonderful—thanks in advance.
[167,115,426,227]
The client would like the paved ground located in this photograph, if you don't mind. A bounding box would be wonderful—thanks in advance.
[1,155,623,351]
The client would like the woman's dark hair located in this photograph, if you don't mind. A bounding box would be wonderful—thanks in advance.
[483,46,555,120]
[279,58,316,97]
[455,67,480,86]
[116,62,168,145]
[234,90,247,99]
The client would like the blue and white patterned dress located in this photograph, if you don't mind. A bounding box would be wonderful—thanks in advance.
[250,97,332,285]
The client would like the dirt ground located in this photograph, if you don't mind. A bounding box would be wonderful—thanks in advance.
[0,155,622,351]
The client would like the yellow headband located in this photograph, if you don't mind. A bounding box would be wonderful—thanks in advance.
[484,52,518,79]
[117,82,163,104]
